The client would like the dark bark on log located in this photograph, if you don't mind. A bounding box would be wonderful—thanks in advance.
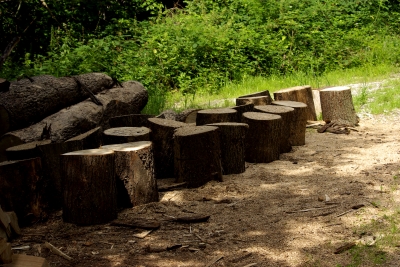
[174,126,222,187]
[103,127,151,145]
[147,118,187,178]
[0,158,45,225]
[61,149,117,225]
[206,122,248,174]
[101,141,159,207]
[319,86,359,127]
[65,127,102,149]
[242,112,282,163]
[0,78,10,93]
[236,95,272,106]
[254,105,294,153]
[176,109,200,124]
[5,140,51,161]
[273,85,317,121]
[109,114,155,128]
[231,103,254,122]
[196,108,237,125]
[0,73,114,135]
[272,101,307,146]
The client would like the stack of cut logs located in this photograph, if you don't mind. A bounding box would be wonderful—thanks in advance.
[0,74,358,226]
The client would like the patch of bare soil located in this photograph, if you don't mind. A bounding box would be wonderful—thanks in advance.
[11,113,400,267]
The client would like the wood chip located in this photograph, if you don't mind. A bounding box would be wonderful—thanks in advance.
[43,242,72,261]
[205,255,223,267]
[133,230,152,239]
[334,242,356,254]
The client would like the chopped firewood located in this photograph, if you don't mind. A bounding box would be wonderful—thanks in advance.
[205,255,224,267]
[133,230,153,239]
[110,219,160,230]
[2,254,50,267]
[43,242,72,261]
[173,214,211,223]
[334,242,356,254]
[286,206,337,213]
[0,238,12,264]
[158,182,187,192]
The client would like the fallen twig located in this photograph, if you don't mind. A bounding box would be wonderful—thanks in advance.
[336,209,353,217]
[286,206,337,213]
[43,242,72,261]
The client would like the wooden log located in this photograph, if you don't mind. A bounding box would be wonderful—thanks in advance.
[2,254,50,267]
[0,158,44,225]
[242,112,282,163]
[0,78,10,93]
[5,140,51,161]
[174,126,222,187]
[196,108,237,125]
[65,127,102,149]
[272,100,307,146]
[254,105,294,153]
[273,85,317,121]
[0,73,114,135]
[236,95,272,106]
[319,86,359,126]
[101,141,159,207]
[206,123,248,174]
[238,90,272,99]
[103,127,151,145]
[231,103,254,122]
[61,149,117,225]
[109,114,155,128]
[176,109,200,124]
[147,118,187,178]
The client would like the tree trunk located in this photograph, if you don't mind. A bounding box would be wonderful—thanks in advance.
[242,112,282,163]
[5,140,51,161]
[196,108,237,125]
[319,86,359,126]
[109,114,155,128]
[231,103,254,122]
[254,105,294,153]
[0,73,114,135]
[101,141,158,208]
[273,85,317,121]
[61,149,117,225]
[147,118,187,178]
[174,126,222,187]
[65,127,102,149]
[272,100,307,146]
[103,127,151,145]
[206,122,248,174]
[236,95,272,106]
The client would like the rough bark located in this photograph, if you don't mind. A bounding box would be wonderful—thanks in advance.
[147,118,187,178]
[231,103,254,122]
[0,73,114,135]
[65,127,102,149]
[196,108,237,125]
[273,85,317,121]
[254,105,294,153]
[109,114,155,128]
[103,127,151,145]
[319,86,359,126]
[101,142,159,207]
[272,100,308,146]
[5,140,51,161]
[206,122,249,174]
[236,95,272,106]
[174,126,222,187]
[176,109,200,124]
[242,112,282,163]
[61,149,117,225]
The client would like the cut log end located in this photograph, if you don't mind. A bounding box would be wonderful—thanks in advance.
[272,100,307,109]
[63,148,114,156]
[101,141,152,152]
[5,140,51,161]
[242,112,281,121]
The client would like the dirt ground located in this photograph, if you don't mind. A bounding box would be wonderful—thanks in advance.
[10,110,400,267]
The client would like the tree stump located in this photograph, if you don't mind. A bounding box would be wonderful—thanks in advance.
[0,158,44,225]
[65,127,102,149]
[312,90,322,118]
[174,126,222,187]
[5,140,51,161]
[61,149,117,225]
[238,90,272,98]
[196,108,237,125]
[236,95,272,106]
[147,118,187,178]
[254,105,294,153]
[272,100,307,146]
[242,112,282,163]
[273,85,317,121]
[319,86,359,126]
[103,127,151,145]
[176,109,200,124]
[206,123,248,174]
[101,141,158,208]
[231,103,254,122]
[109,114,155,128]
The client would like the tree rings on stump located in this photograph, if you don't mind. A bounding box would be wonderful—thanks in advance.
[148,118,187,178]
[174,126,222,187]
[109,114,155,128]
[196,108,237,125]
[61,149,117,225]
[5,140,51,161]
[242,112,282,163]
[272,100,307,146]
[206,122,248,174]
[254,105,294,153]
[103,127,151,145]
[101,142,159,208]
[319,86,359,126]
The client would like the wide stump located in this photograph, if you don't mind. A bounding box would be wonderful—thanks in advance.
[174,126,222,188]
[61,149,117,225]
[5,140,51,161]
[242,112,282,163]
[272,101,307,146]
[103,127,151,145]
[206,123,248,174]
[196,108,237,125]
[101,142,159,208]
[254,105,294,153]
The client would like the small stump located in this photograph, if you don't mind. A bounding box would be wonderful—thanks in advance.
[101,141,159,208]
[61,149,117,225]
[254,105,294,153]
[148,118,187,178]
[231,103,254,122]
[206,122,248,174]
[242,112,282,163]
[103,127,151,145]
[174,126,222,187]
[196,108,237,125]
[272,101,307,146]
[320,86,359,126]
[5,140,51,161]
[109,114,155,128]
